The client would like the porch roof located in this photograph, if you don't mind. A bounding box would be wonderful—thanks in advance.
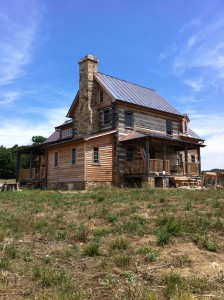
[119,130,205,148]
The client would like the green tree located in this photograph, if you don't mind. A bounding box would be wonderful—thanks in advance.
[0,146,15,179]
[32,136,46,144]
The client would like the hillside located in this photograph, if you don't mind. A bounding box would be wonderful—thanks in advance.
[0,188,224,299]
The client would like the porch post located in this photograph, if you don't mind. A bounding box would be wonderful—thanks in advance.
[29,151,33,180]
[45,151,48,188]
[184,145,188,175]
[163,143,167,174]
[16,152,20,182]
[197,147,201,175]
[146,138,150,176]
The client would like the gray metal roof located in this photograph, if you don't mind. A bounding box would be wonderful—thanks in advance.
[94,72,182,116]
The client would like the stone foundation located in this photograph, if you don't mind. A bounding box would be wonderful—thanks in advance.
[47,181,112,191]
[142,177,155,188]
[155,177,170,188]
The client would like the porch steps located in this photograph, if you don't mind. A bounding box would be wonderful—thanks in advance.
[172,177,202,187]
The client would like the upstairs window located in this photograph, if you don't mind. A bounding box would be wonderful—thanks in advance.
[184,121,188,132]
[103,109,110,125]
[72,148,76,165]
[125,111,133,128]
[126,148,133,161]
[54,152,58,167]
[99,90,104,103]
[166,120,173,136]
[93,147,99,164]
[61,128,72,138]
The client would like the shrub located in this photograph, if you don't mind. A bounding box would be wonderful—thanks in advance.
[111,237,129,251]
[83,242,101,257]
[114,253,131,268]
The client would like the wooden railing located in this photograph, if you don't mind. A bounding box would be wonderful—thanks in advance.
[182,162,199,176]
[18,167,46,180]
[125,159,170,175]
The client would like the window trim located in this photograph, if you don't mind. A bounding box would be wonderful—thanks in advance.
[71,148,76,165]
[99,90,104,103]
[166,120,173,136]
[126,148,134,161]
[125,111,134,129]
[103,109,110,125]
[54,151,59,168]
[93,146,100,165]
[191,155,196,163]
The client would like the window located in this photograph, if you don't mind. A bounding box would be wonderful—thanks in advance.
[93,147,99,164]
[184,121,188,132]
[126,148,133,161]
[54,152,58,167]
[61,128,72,138]
[191,155,196,163]
[125,111,133,128]
[103,109,110,125]
[99,90,104,103]
[72,148,76,165]
[166,120,173,135]
[179,153,183,163]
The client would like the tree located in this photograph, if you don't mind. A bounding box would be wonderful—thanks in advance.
[0,146,15,179]
[32,136,46,144]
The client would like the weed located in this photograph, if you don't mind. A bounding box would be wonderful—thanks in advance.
[83,242,101,257]
[0,258,9,270]
[123,271,139,284]
[54,230,67,240]
[74,224,89,243]
[41,255,54,264]
[163,272,186,297]
[99,277,118,289]
[33,266,71,288]
[156,229,171,245]
[106,213,119,223]
[193,233,219,252]
[145,251,160,262]
[114,253,131,268]
[93,227,108,238]
[5,244,17,259]
[111,237,129,251]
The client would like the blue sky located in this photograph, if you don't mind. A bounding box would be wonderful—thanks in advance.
[0,0,224,170]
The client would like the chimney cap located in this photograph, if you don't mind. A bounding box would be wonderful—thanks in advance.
[78,55,98,64]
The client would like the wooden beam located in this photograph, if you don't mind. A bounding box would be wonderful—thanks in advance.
[197,147,201,175]
[184,145,188,175]
[16,153,20,182]
[163,143,167,173]
[29,151,33,180]
[146,138,150,176]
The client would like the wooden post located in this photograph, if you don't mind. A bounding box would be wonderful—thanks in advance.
[163,143,167,174]
[197,147,201,175]
[146,138,150,176]
[16,152,20,182]
[29,151,33,180]
[184,145,188,175]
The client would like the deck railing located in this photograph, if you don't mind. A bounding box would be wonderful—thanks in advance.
[182,162,199,176]
[18,167,46,181]
[125,159,170,175]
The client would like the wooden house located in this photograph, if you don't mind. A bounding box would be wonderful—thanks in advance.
[16,55,205,189]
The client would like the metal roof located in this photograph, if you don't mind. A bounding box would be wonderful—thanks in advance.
[94,72,182,116]
[180,128,204,141]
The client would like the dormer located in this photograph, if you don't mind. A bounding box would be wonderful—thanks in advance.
[181,114,190,134]
[55,120,73,139]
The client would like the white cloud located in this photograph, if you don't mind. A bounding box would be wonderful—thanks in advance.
[0,107,68,148]
[190,113,224,170]
[183,78,204,92]
[0,1,46,87]
[0,91,20,105]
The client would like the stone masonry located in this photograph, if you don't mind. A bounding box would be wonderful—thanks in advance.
[77,55,100,136]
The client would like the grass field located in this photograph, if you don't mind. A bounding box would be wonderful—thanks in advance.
[0,187,224,299]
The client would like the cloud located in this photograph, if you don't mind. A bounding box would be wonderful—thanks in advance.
[0,91,20,105]
[0,107,69,148]
[190,113,224,170]
[183,78,204,92]
[0,1,46,87]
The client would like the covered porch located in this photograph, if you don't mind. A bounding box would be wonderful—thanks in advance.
[120,131,204,187]
[15,144,47,188]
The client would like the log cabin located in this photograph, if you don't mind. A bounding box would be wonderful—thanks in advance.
[16,55,205,189]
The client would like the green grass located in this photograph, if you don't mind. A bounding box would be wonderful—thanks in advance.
[0,187,223,299]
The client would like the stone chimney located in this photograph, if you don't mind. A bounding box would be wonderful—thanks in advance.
[77,55,99,136]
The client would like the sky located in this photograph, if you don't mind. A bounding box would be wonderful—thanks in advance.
[0,0,224,170]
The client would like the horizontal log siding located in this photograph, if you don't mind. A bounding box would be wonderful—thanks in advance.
[47,142,84,183]
[117,104,179,138]
[86,134,114,182]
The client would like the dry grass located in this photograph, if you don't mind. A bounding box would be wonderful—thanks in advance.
[0,187,224,299]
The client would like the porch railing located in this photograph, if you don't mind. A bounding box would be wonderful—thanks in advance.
[18,167,46,181]
[182,162,199,176]
[125,159,170,175]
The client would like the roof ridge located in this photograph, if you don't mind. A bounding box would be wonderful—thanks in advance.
[96,72,156,91]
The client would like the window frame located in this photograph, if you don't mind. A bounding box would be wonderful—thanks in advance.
[191,155,196,163]
[71,148,76,165]
[103,109,110,125]
[93,146,100,165]
[166,120,173,136]
[99,90,104,103]
[126,148,134,161]
[54,152,59,167]
[125,111,134,129]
